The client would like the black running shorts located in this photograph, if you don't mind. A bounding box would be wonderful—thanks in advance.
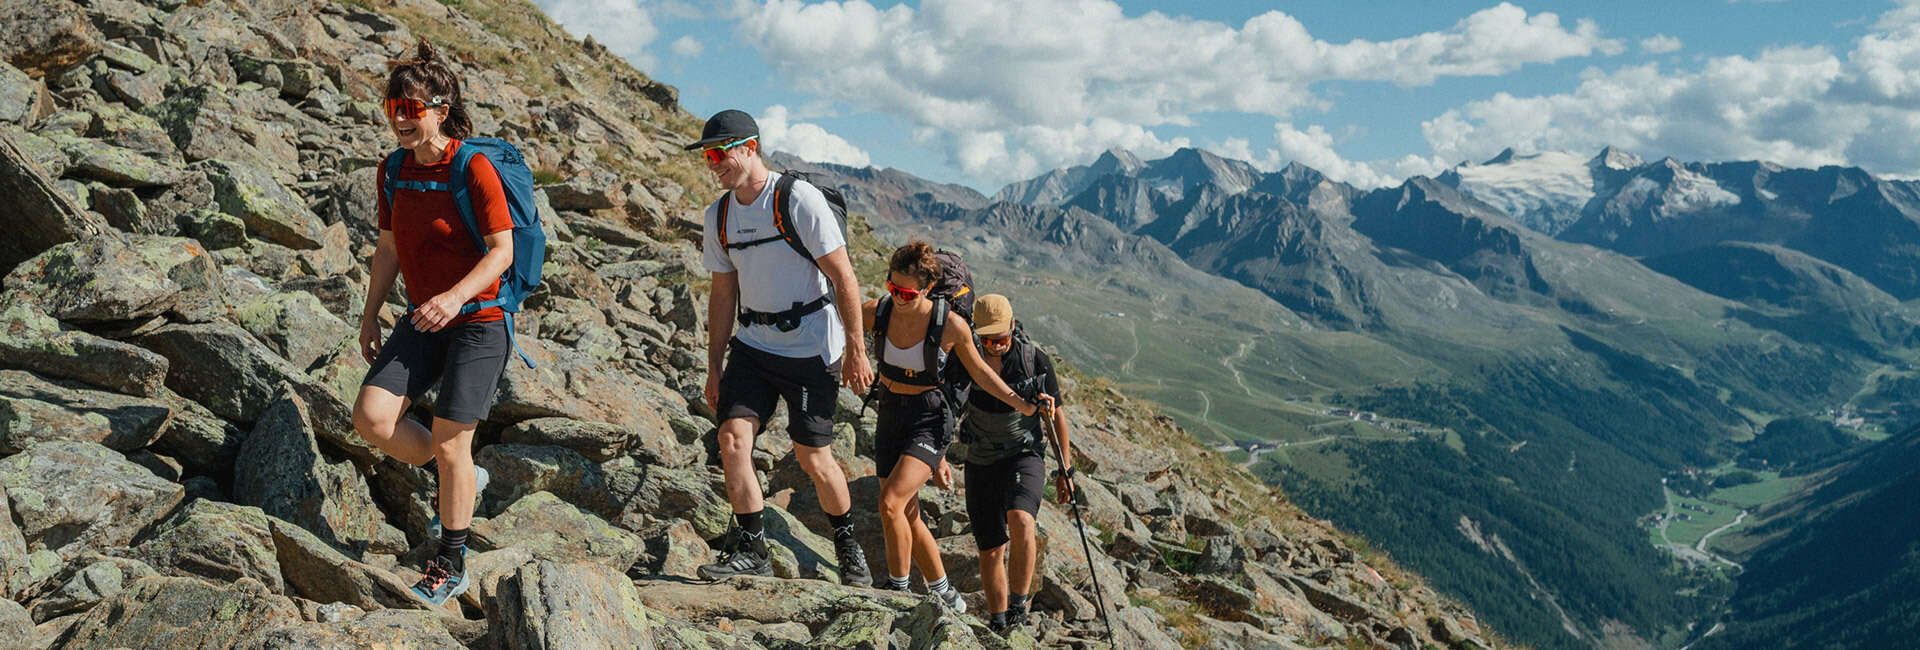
[964,453,1045,549]
[717,338,841,448]
[361,319,510,424]
[874,389,948,478]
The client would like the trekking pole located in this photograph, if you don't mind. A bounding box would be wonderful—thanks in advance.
[1041,413,1116,644]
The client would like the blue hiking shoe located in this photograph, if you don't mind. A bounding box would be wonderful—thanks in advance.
[410,555,468,606]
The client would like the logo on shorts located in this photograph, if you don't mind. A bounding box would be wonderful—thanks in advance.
[917,442,937,454]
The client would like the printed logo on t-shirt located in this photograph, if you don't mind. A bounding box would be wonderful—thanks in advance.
[736,227,762,236]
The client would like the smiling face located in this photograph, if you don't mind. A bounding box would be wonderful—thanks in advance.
[704,138,759,189]
[886,271,927,307]
[386,91,448,150]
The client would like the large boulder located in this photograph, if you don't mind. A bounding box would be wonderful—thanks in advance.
[133,499,283,594]
[135,321,374,462]
[0,482,30,599]
[487,560,656,650]
[55,136,180,188]
[470,491,646,573]
[0,440,183,562]
[0,61,33,124]
[492,337,685,431]
[232,388,403,554]
[0,0,101,77]
[199,159,326,250]
[268,518,425,611]
[48,576,298,650]
[602,460,732,540]
[633,576,916,630]
[500,417,692,465]
[2,235,224,324]
[142,86,302,175]
[231,290,353,372]
[25,555,156,623]
[250,610,464,650]
[0,301,167,396]
[475,444,612,516]
[0,370,173,454]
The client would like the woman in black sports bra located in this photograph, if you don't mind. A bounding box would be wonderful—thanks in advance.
[858,240,1048,610]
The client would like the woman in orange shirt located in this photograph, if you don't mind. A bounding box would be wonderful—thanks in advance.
[348,41,515,606]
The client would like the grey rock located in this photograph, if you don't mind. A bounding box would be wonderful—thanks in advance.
[488,560,656,650]
[200,158,325,249]
[143,85,301,173]
[95,42,154,73]
[0,371,168,454]
[3,127,66,176]
[134,500,283,594]
[135,321,375,462]
[232,290,353,372]
[0,0,101,77]
[57,135,180,187]
[100,68,167,110]
[0,129,104,271]
[3,234,224,323]
[0,61,32,124]
[500,416,692,465]
[0,300,168,396]
[86,103,178,161]
[0,598,28,647]
[544,178,620,211]
[603,460,732,540]
[471,491,647,573]
[180,209,249,249]
[91,185,167,235]
[812,609,894,649]
[50,576,298,650]
[250,610,463,650]
[145,395,243,479]
[0,481,29,599]
[476,443,612,516]
[0,440,183,562]
[233,387,402,554]
[268,517,425,612]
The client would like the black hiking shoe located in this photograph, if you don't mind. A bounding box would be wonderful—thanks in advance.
[834,529,872,587]
[698,530,772,580]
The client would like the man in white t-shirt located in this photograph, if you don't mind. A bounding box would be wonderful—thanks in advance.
[687,110,874,584]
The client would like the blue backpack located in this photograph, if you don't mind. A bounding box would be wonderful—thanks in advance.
[382,137,547,369]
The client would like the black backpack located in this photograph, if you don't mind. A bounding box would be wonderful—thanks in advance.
[949,319,1043,445]
[715,170,849,276]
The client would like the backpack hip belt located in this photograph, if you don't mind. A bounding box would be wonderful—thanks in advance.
[738,295,831,332]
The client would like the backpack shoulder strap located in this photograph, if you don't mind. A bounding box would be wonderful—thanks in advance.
[716,192,733,249]
[446,143,489,254]
[380,149,408,215]
[874,297,893,341]
[773,174,822,269]
[925,298,949,378]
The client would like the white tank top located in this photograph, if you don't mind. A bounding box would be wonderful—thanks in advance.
[882,336,945,372]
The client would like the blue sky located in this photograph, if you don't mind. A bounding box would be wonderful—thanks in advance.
[535,0,1919,192]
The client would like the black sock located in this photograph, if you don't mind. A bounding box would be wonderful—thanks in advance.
[438,527,468,572]
[990,611,1008,628]
[828,510,854,537]
[736,510,764,537]
[1009,593,1029,613]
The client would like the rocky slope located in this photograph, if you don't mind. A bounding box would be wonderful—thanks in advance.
[0,0,1493,648]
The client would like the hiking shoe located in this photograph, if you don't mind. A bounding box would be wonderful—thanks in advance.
[428,465,489,539]
[409,556,468,606]
[1005,608,1028,628]
[834,532,872,587]
[933,585,966,612]
[698,530,772,580]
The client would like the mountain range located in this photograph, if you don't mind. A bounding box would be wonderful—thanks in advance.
[777,141,1920,648]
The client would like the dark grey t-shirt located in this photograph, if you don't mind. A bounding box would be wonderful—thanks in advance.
[959,341,1058,465]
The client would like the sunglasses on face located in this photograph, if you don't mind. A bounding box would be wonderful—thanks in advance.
[384,96,448,121]
[982,333,1013,346]
[701,136,757,164]
[886,280,923,302]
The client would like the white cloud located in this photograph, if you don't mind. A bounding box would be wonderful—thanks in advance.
[1422,3,1920,177]
[1640,34,1682,54]
[1213,124,1447,189]
[759,105,873,167]
[735,0,1620,186]
[670,35,704,58]
[534,0,660,66]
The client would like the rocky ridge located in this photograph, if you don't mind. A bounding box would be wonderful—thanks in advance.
[0,0,1494,647]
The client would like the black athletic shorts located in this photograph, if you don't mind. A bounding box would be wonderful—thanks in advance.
[965,453,1045,549]
[361,318,510,424]
[874,389,948,478]
[717,338,840,448]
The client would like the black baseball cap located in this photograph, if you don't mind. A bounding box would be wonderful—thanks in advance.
[683,109,759,150]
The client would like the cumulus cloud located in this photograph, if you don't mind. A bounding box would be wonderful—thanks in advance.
[534,0,660,66]
[759,105,873,167]
[1422,3,1920,177]
[670,35,704,58]
[1640,34,1682,54]
[735,0,1620,185]
[1210,125,1448,189]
